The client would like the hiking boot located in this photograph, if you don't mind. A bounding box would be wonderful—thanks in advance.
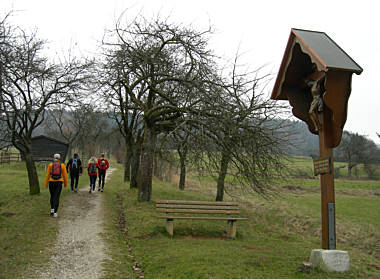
[50,209,54,216]
[89,188,92,193]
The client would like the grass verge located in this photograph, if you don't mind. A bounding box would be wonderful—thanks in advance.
[0,161,89,279]
[102,163,380,279]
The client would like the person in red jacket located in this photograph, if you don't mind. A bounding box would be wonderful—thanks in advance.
[87,156,98,193]
[96,153,109,192]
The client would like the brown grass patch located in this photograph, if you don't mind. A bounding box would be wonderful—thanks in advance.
[0,212,15,217]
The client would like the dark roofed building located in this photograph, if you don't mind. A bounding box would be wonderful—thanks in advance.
[30,135,69,162]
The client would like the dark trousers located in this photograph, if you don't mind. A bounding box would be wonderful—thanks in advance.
[49,181,63,213]
[70,173,79,191]
[89,174,97,191]
[98,170,106,189]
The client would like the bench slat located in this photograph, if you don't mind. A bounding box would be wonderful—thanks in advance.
[156,208,240,214]
[156,204,239,210]
[155,200,238,206]
[157,216,248,220]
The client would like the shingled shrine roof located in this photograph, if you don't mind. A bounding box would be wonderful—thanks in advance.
[271,28,363,100]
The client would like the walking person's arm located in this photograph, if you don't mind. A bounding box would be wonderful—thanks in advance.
[44,164,52,187]
[66,159,71,173]
[62,164,68,187]
[79,159,83,175]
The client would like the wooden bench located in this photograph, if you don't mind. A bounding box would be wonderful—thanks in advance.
[155,200,247,238]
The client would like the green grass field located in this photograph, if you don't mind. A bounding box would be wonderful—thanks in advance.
[0,161,89,279]
[100,161,380,279]
[0,158,379,279]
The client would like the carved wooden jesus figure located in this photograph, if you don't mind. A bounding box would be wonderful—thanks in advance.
[307,77,325,133]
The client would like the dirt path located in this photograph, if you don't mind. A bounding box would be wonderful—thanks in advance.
[34,168,115,279]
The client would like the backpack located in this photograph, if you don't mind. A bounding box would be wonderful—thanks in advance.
[72,158,78,169]
[100,158,106,167]
[71,158,79,174]
[89,163,97,173]
[51,162,62,180]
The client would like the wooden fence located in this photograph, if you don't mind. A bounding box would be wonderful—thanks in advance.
[0,152,92,166]
[0,152,21,165]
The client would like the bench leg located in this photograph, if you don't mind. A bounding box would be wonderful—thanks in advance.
[227,220,237,238]
[166,219,174,236]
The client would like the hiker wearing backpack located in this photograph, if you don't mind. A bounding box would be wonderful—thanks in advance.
[96,153,109,192]
[87,156,97,193]
[44,153,68,218]
[66,153,83,193]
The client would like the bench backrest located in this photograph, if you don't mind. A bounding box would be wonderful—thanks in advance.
[155,200,240,215]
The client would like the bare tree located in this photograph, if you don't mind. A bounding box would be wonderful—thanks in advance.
[160,119,198,190]
[101,14,215,201]
[173,129,190,190]
[74,105,113,159]
[96,46,144,184]
[43,106,79,159]
[336,131,366,177]
[336,131,380,178]
[189,56,289,200]
[0,18,91,194]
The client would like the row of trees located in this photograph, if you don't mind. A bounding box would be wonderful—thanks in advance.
[1,13,288,200]
[0,14,92,194]
[335,131,380,179]
[4,12,377,201]
[41,106,118,161]
[95,14,290,201]
[285,121,380,178]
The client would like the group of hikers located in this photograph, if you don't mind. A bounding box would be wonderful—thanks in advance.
[44,153,110,217]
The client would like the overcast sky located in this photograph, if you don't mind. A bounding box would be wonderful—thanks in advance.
[1,0,379,143]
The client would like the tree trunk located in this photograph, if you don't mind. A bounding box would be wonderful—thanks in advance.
[67,145,73,163]
[124,142,133,182]
[153,153,160,179]
[24,152,40,195]
[130,141,141,189]
[178,147,187,190]
[137,127,156,202]
[347,163,356,177]
[216,151,230,201]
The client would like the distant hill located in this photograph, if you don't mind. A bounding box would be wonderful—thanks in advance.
[283,120,319,157]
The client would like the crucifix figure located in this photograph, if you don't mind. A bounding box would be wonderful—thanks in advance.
[306,76,325,133]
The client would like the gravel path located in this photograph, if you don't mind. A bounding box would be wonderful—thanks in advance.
[34,168,114,279]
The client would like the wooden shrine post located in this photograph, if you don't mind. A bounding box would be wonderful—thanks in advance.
[319,108,336,249]
[271,28,362,250]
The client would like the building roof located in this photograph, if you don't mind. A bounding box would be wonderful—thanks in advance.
[31,135,69,146]
[292,29,362,73]
[271,28,363,100]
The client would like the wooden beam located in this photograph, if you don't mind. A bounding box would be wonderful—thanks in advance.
[156,209,240,215]
[166,219,174,236]
[227,220,237,238]
[156,216,248,221]
[156,204,239,210]
[319,108,336,249]
[155,200,238,206]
